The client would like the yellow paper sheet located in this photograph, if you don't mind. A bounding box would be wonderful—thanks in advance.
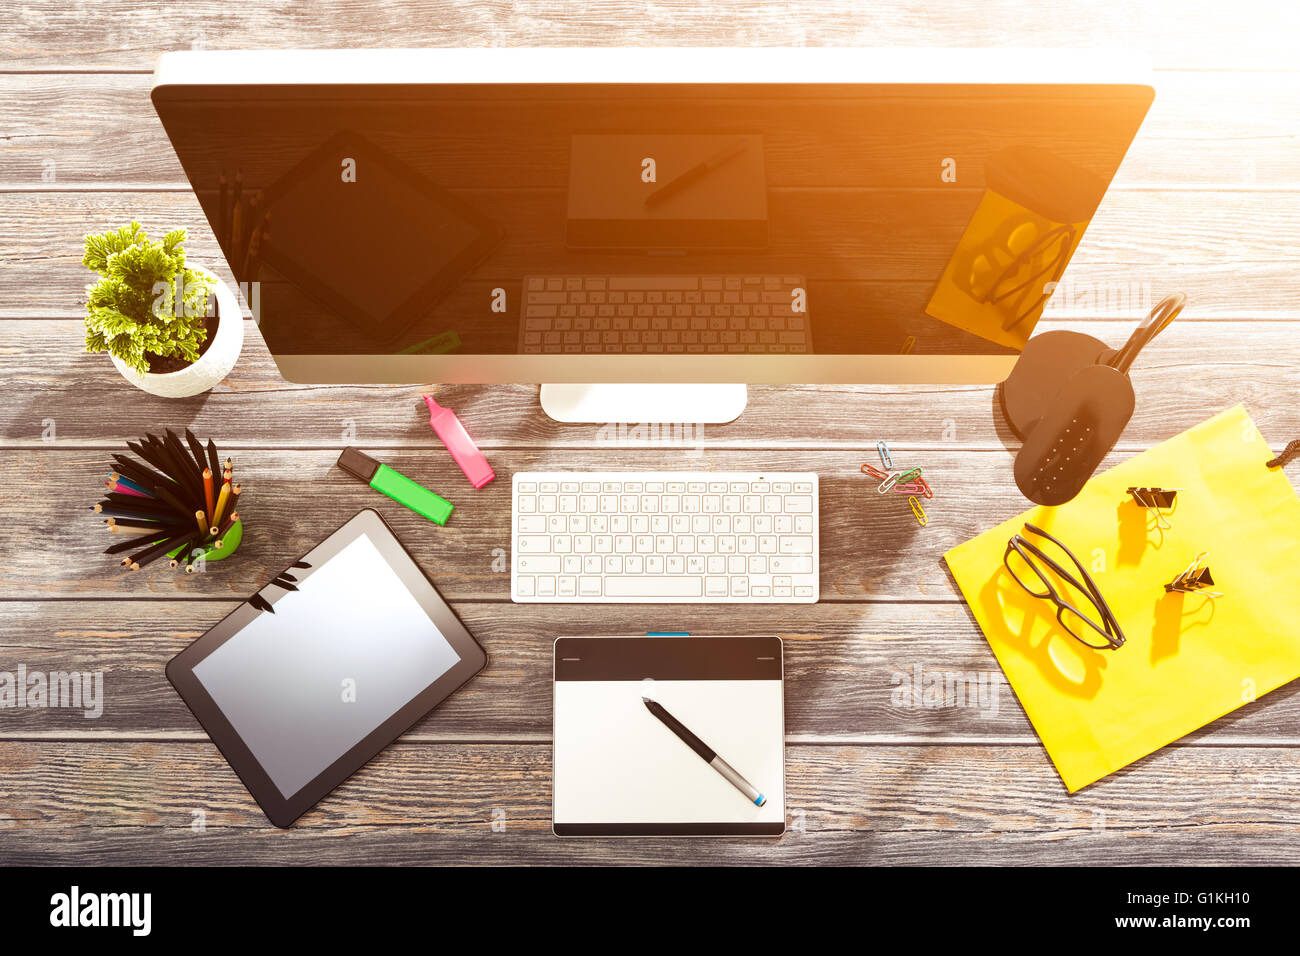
[945,405,1300,792]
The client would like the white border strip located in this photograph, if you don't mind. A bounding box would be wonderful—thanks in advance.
[154,48,1154,90]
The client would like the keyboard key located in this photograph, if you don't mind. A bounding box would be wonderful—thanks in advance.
[609,276,699,290]
[770,555,813,574]
[606,577,704,597]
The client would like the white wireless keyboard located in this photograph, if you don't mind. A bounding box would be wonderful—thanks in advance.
[511,472,819,603]
[518,275,812,354]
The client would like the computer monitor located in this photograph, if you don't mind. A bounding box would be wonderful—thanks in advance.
[152,48,1153,421]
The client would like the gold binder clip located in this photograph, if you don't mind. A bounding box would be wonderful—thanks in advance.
[1165,552,1221,598]
[1127,486,1180,530]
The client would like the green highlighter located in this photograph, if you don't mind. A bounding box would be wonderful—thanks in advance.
[336,447,453,525]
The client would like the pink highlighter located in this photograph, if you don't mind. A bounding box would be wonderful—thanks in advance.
[423,395,495,489]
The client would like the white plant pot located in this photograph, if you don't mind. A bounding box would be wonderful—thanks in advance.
[110,266,243,398]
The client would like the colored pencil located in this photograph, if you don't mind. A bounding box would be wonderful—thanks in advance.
[105,479,151,498]
[127,531,194,572]
[97,496,174,516]
[110,456,190,515]
[165,428,200,482]
[170,542,191,569]
[93,506,166,523]
[101,490,169,506]
[110,452,167,490]
[211,480,231,526]
[206,440,221,486]
[109,521,183,536]
[110,453,173,495]
[213,511,239,548]
[148,434,186,488]
[132,437,182,485]
[164,430,204,500]
[196,509,209,535]
[104,528,174,555]
[108,472,153,496]
[203,468,216,519]
[105,515,185,530]
[184,429,210,478]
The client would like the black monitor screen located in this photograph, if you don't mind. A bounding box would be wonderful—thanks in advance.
[153,80,1152,362]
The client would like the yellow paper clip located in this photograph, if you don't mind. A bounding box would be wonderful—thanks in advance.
[909,495,928,526]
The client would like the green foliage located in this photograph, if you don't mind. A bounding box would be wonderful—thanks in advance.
[82,221,214,375]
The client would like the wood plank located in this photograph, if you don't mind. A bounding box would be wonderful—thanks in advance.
[3,319,1298,451]
[6,440,1300,601]
[1,741,1297,864]
[2,72,1296,189]
[4,600,1300,742]
[2,0,1298,72]
[2,190,1296,317]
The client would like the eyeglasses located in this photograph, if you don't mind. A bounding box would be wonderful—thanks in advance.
[982,223,1076,332]
[1003,523,1126,650]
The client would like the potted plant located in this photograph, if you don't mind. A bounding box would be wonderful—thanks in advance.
[82,221,243,398]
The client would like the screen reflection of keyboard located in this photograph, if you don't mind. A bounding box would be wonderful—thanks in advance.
[518,275,811,354]
[511,472,819,604]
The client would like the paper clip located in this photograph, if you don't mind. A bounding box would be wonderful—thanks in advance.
[896,466,922,484]
[896,476,933,498]
[1127,486,1180,530]
[878,472,900,493]
[877,441,893,470]
[861,462,890,481]
[909,495,928,526]
[1165,551,1221,598]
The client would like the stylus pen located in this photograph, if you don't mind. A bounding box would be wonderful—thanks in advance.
[643,139,748,208]
[642,697,766,807]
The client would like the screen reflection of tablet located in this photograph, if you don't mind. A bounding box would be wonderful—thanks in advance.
[258,132,503,345]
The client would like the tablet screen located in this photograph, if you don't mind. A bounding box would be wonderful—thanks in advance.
[192,532,463,798]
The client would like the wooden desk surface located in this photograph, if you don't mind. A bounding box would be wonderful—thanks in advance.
[2,2,1299,865]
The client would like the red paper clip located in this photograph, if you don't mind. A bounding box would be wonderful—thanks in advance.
[861,462,891,481]
[895,476,933,499]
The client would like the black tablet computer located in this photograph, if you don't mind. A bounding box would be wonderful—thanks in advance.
[167,509,486,827]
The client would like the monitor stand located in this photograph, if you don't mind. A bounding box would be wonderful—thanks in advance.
[539,384,747,424]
